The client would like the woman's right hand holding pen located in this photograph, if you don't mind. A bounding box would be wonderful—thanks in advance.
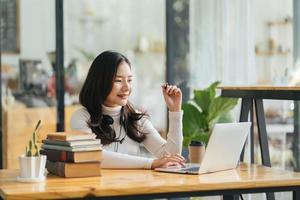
[161,83,182,112]
[151,153,186,169]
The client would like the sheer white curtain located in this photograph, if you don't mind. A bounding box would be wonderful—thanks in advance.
[190,0,257,88]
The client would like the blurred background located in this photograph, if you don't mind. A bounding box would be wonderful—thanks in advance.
[0,0,299,199]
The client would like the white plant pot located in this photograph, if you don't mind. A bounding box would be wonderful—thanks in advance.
[17,154,47,182]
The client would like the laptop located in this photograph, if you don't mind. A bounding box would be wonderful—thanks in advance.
[155,122,251,175]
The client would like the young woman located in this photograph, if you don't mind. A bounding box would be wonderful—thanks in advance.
[70,50,185,169]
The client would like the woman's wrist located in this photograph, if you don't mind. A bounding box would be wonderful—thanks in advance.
[168,107,181,112]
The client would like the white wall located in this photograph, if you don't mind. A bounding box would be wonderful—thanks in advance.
[254,0,292,44]
[189,0,257,88]
[64,0,165,60]
[189,0,292,88]
[253,0,293,84]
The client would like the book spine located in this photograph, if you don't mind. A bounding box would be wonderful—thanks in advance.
[47,161,101,178]
[43,140,71,146]
[42,144,101,152]
[40,149,74,162]
[57,162,66,177]
[66,152,75,162]
[47,135,67,141]
[46,160,66,177]
[42,144,73,152]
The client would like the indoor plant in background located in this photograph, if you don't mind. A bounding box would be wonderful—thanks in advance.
[17,120,47,182]
[182,81,238,162]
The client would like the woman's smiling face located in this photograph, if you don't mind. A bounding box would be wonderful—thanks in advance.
[104,61,132,107]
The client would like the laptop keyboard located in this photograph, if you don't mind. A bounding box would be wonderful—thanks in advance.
[179,166,200,172]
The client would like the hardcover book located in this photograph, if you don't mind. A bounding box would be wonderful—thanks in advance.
[46,160,101,178]
[42,139,101,147]
[40,149,102,163]
[46,131,96,141]
[41,144,102,152]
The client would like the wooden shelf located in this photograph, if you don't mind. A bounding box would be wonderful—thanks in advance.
[267,21,292,26]
[255,51,290,56]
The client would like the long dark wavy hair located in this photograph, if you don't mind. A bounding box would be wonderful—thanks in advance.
[79,50,147,145]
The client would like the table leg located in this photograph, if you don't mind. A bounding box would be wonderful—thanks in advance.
[254,99,271,167]
[293,189,300,200]
[240,98,252,161]
[250,101,255,163]
[239,98,252,122]
[293,101,300,171]
[255,99,275,200]
[223,194,239,200]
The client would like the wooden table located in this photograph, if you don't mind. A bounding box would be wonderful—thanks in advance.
[1,164,300,200]
[219,86,300,200]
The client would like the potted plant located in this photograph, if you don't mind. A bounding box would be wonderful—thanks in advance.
[17,120,47,182]
[182,81,238,162]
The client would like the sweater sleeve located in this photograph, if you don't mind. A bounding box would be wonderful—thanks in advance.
[141,111,183,158]
[101,150,153,169]
[70,108,154,169]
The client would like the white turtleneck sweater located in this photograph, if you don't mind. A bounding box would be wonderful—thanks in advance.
[70,105,183,169]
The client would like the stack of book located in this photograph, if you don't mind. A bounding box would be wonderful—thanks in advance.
[40,131,102,178]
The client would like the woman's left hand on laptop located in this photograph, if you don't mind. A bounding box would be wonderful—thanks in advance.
[151,153,186,169]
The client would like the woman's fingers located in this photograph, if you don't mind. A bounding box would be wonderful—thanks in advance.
[164,154,185,162]
[167,85,177,95]
[165,85,173,93]
[151,154,186,169]
[162,154,186,166]
[163,157,181,163]
[162,162,182,168]
[173,153,186,162]
[161,83,182,101]
[162,84,180,95]
[174,88,182,96]
[164,153,185,161]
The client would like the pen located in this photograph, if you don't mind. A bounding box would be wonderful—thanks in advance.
[163,83,168,89]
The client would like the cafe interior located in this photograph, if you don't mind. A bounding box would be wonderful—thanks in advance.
[1,0,300,199]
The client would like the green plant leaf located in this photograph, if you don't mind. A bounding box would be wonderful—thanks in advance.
[29,140,32,150]
[194,81,220,114]
[182,103,207,136]
[25,120,42,157]
[34,145,40,156]
[34,144,40,156]
[33,120,41,134]
[182,103,210,147]
[26,150,32,157]
[182,81,238,148]
[217,111,234,123]
[183,136,192,147]
[190,131,210,145]
[25,146,28,156]
[194,90,210,114]
[207,81,220,99]
[33,130,36,144]
[208,97,238,122]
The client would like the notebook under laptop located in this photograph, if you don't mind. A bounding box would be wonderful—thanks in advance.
[155,122,251,175]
